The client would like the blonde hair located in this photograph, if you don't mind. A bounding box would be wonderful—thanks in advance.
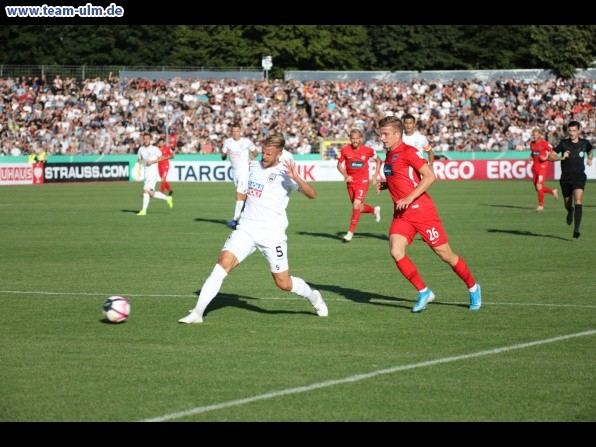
[378,116,403,133]
[262,132,286,150]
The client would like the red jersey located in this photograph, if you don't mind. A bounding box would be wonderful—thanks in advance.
[383,142,439,220]
[158,145,174,170]
[337,144,377,183]
[530,139,553,171]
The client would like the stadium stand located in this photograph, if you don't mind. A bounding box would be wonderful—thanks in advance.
[0,72,593,157]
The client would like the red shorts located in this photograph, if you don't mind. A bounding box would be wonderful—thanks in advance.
[532,168,547,185]
[389,214,449,247]
[158,165,170,179]
[347,182,369,202]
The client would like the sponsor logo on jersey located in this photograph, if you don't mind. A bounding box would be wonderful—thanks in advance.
[248,180,264,197]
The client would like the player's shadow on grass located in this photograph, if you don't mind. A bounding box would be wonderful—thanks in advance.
[487,228,569,240]
[483,204,534,210]
[309,283,467,310]
[486,204,596,209]
[296,231,388,242]
[121,209,170,214]
[194,291,313,317]
[193,217,231,227]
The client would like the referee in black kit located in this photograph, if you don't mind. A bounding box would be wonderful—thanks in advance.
[549,120,593,239]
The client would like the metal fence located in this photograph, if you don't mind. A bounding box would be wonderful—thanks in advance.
[0,65,261,80]
[285,68,596,82]
[3,65,595,82]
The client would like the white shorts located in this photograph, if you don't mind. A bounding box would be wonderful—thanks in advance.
[233,168,249,194]
[222,226,289,273]
[143,170,159,192]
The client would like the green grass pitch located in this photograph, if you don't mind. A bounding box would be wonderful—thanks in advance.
[0,180,594,422]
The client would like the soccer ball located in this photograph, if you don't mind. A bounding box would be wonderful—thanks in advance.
[102,296,131,323]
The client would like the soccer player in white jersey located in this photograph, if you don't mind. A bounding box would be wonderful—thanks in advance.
[402,114,435,170]
[136,133,173,216]
[179,133,328,324]
[221,122,258,229]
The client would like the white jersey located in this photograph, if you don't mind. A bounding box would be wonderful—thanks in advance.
[238,160,299,234]
[137,144,161,180]
[221,137,256,171]
[403,131,431,159]
[279,149,294,164]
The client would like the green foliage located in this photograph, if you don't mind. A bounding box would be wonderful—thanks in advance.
[370,25,467,71]
[60,25,117,65]
[368,25,409,70]
[530,25,596,78]
[169,25,256,67]
[0,25,66,64]
[456,26,537,70]
[110,25,175,66]
[280,25,371,71]
[0,25,593,76]
[0,181,594,421]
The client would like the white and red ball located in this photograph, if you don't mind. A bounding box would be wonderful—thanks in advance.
[102,296,131,323]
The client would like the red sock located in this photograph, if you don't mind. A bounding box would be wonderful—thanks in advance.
[362,204,374,214]
[542,185,554,196]
[396,256,426,291]
[349,209,361,233]
[538,189,544,206]
[452,256,475,288]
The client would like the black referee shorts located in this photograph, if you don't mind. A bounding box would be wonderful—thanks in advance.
[560,173,587,196]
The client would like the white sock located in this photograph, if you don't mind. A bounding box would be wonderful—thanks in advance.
[233,200,244,220]
[469,284,478,293]
[194,264,228,317]
[290,276,318,305]
[154,191,168,200]
[142,193,150,210]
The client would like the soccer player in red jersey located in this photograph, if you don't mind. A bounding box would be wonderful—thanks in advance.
[375,116,481,312]
[337,129,382,242]
[157,137,175,196]
[529,128,558,211]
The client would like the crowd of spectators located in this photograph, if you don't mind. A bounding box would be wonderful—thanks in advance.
[0,73,593,157]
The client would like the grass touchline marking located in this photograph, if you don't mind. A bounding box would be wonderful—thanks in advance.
[140,329,596,422]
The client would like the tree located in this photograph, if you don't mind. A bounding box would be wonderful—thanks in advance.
[0,26,66,64]
[168,26,256,67]
[455,26,537,70]
[367,26,409,71]
[0,25,594,77]
[249,25,372,71]
[169,25,373,76]
[530,25,596,78]
[368,26,467,71]
[0,25,173,66]
[110,26,174,66]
